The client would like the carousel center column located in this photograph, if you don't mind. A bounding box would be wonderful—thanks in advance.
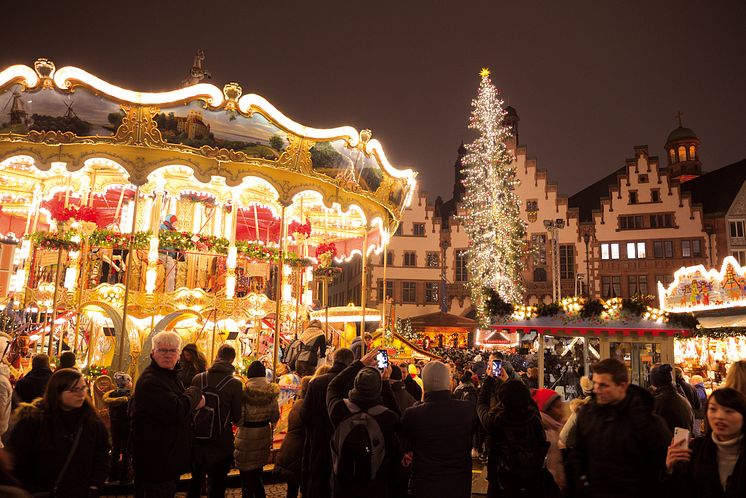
[118,183,142,371]
[272,202,289,380]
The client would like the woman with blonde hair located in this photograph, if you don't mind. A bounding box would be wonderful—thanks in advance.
[724,360,746,397]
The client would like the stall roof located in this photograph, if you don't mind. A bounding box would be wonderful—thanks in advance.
[693,306,746,328]
[408,312,476,331]
[492,316,690,337]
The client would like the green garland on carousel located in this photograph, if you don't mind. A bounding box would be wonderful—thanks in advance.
[687,327,746,339]
[28,231,80,251]
[81,364,110,380]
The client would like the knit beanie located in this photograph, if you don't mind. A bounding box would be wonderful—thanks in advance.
[649,363,674,388]
[390,364,403,381]
[246,360,266,379]
[499,379,534,411]
[350,367,382,405]
[422,361,451,392]
[580,376,594,395]
[532,388,561,413]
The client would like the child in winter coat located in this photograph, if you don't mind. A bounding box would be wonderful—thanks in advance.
[234,361,280,498]
[103,372,132,483]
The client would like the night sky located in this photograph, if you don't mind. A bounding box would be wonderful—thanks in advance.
[2,1,744,201]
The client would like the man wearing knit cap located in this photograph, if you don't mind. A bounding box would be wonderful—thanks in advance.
[649,363,694,433]
[389,364,416,414]
[326,348,402,498]
[401,360,478,498]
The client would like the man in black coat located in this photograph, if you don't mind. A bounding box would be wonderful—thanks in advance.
[649,363,694,433]
[130,331,205,498]
[567,358,671,498]
[13,353,52,403]
[326,348,402,498]
[402,361,478,498]
[297,347,354,498]
[187,345,243,498]
[389,365,416,414]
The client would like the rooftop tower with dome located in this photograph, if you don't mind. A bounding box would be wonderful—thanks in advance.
[664,112,702,182]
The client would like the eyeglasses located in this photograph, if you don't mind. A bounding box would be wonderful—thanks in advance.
[66,385,88,394]
[155,348,179,355]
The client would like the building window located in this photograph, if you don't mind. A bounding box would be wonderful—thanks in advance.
[601,243,620,260]
[402,282,417,303]
[619,215,644,230]
[425,252,440,267]
[656,274,674,295]
[413,223,426,237]
[682,240,691,258]
[629,191,638,204]
[377,280,393,302]
[669,148,676,163]
[689,145,696,160]
[395,224,403,236]
[692,239,701,257]
[639,174,649,183]
[650,214,674,228]
[601,275,622,298]
[733,251,746,266]
[654,240,674,258]
[628,275,648,296]
[625,242,646,259]
[559,245,574,279]
[533,267,547,282]
[531,234,547,265]
[678,146,686,162]
[425,282,439,303]
[651,190,660,203]
[730,220,745,241]
[380,251,393,265]
[403,251,416,267]
[455,250,468,282]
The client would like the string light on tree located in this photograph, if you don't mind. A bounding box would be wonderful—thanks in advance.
[459,68,527,325]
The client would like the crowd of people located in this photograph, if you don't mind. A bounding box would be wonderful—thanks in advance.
[0,329,743,497]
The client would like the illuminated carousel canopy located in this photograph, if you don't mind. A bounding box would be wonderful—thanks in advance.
[0,58,417,257]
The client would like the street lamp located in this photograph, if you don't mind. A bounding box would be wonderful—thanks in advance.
[582,230,591,297]
[543,219,565,302]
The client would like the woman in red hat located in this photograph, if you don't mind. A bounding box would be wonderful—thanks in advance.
[531,388,567,492]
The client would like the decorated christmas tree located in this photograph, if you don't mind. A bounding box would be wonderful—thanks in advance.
[459,68,527,325]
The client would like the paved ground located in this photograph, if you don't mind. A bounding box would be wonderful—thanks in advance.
[101,464,489,497]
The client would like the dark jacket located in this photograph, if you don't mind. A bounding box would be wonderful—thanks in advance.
[130,359,202,482]
[667,433,746,498]
[350,336,363,360]
[677,378,701,412]
[102,388,131,445]
[567,384,672,498]
[404,374,422,401]
[694,383,707,418]
[6,399,110,497]
[477,377,558,498]
[274,397,305,483]
[191,360,243,465]
[453,382,478,404]
[13,367,52,404]
[402,390,478,498]
[297,331,326,377]
[652,384,694,433]
[297,361,353,498]
[390,380,416,414]
[326,361,402,498]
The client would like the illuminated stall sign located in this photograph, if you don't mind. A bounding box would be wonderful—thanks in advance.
[659,256,746,312]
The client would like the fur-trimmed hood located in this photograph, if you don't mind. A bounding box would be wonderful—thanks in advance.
[102,389,130,406]
[243,378,280,405]
[10,398,45,426]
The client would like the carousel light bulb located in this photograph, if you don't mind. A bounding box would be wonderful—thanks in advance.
[145,268,157,294]
[148,236,159,263]
[11,269,26,293]
[63,267,78,291]
[226,275,236,299]
[283,283,292,301]
[305,289,313,303]
[227,246,237,268]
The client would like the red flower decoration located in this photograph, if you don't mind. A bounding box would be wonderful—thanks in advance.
[315,242,337,258]
[289,219,312,239]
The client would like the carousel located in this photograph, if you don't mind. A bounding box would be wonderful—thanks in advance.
[0,57,416,381]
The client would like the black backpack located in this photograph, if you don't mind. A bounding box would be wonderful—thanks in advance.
[494,421,550,492]
[331,399,389,484]
[193,374,233,440]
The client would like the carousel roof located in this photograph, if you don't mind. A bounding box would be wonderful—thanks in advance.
[408,311,476,330]
[0,58,418,256]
